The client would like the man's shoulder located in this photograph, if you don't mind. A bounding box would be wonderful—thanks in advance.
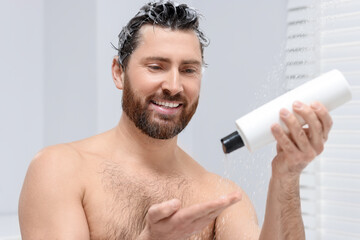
[29,143,85,178]
[32,129,110,167]
[36,143,82,161]
[206,172,243,193]
[36,143,80,157]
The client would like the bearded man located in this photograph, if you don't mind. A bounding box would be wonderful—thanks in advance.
[19,1,333,239]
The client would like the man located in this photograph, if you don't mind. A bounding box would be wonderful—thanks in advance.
[19,1,333,239]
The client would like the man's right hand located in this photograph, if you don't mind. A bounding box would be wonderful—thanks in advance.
[137,191,242,240]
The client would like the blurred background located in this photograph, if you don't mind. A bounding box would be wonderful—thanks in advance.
[1,0,358,239]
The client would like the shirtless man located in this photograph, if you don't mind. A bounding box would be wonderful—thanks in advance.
[19,1,333,239]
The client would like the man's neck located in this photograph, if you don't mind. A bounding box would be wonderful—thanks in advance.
[112,114,182,172]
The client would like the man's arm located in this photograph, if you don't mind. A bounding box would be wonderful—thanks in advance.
[18,145,90,240]
[215,101,332,240]
[260,175,303,239]
[259,101,332,240]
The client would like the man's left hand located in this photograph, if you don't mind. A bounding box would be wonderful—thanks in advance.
[270,101,333,179]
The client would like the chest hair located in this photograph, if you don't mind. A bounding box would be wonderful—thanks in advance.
[100,161,194,240]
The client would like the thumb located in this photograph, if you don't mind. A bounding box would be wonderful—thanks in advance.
[147,199,181,223]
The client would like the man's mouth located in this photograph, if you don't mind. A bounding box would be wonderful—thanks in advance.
[151,100,182,109]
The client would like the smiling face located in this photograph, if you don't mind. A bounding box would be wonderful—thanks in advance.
[117,25,203,139]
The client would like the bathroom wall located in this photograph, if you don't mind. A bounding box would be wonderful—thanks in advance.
[43,0,97,146]
[0,0,287,237]
[0,0,44,237]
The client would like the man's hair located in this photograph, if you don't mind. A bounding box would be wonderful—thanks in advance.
[115,1,209,69]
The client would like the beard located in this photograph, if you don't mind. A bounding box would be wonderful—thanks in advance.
[121,73,199,139]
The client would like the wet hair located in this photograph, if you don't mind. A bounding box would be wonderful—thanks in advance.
[114,1,209,69]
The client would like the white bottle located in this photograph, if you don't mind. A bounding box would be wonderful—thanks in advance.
[221,69,352,153]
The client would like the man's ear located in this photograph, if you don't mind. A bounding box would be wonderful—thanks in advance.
[112,57,125,90]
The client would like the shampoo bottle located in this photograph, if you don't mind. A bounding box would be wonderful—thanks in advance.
[221,69,352,153]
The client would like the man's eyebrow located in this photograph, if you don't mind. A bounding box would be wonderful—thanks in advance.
[143,56,171,63]
[181,60,202,66]
[143,56,202,66]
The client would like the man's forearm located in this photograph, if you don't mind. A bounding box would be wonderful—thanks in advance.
[259,176,305,240]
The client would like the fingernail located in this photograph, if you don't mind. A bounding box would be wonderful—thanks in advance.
[293,101,303,110]
[280,108,290,117]
[311,102,321,110]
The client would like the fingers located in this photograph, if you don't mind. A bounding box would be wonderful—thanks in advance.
[294,102,324,151]
[271,101,333,178]
[176,191,241,223]
[280,107,312,152]
[190,192,242,232]
[271,121,297,153]
[170,191,241,236]
[273,101,333,155]
[293,101,332,154]
[147,198,181,223]
[144,192,241,239]
[310,102,333,141]
[292,101,322,153]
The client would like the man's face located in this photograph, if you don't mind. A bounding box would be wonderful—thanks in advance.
[121,25,203,139]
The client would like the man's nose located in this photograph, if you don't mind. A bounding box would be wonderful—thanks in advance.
[161,68,184,96]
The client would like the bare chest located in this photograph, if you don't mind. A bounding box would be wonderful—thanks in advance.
[84,162,215,240]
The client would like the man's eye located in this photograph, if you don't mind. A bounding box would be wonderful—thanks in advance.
[148,65,162,70]
[183,68,197,74]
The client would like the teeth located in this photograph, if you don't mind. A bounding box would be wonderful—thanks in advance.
[153,101,180,108]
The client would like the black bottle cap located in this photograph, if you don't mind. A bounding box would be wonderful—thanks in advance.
[220,131,244,154]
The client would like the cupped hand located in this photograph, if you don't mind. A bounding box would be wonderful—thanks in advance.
[137,191,242,240]
[270,101,333,179]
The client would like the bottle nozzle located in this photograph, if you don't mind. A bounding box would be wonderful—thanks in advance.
[221,131,244,154]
